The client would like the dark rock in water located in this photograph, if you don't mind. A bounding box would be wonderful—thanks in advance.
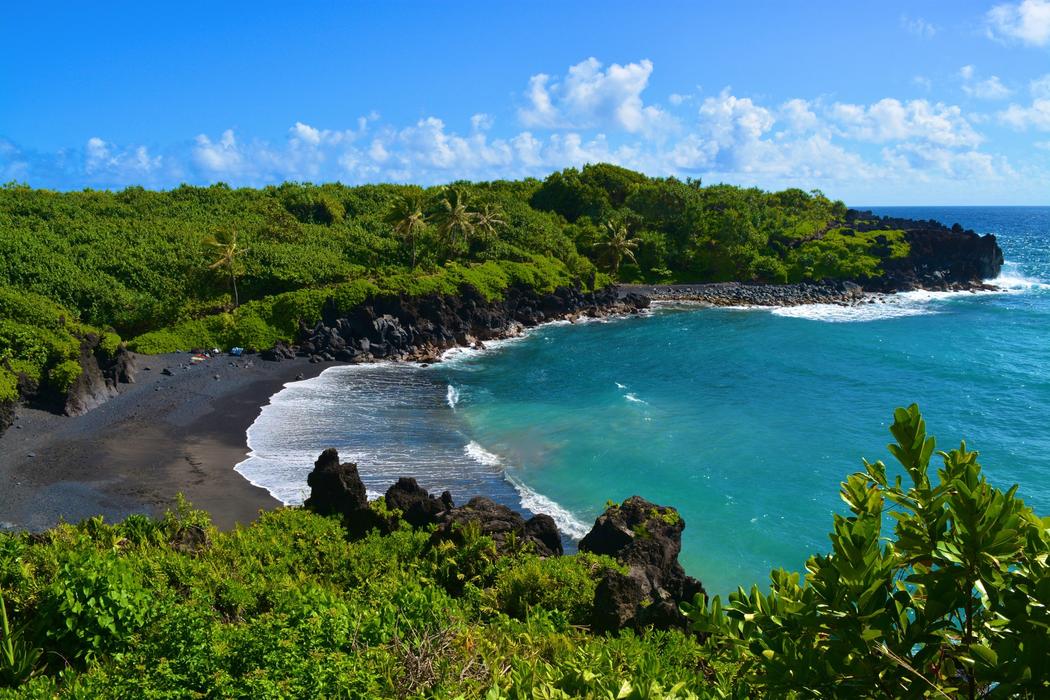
[294,282,649,366]
[384,477,453,528]
[847,209,1004,291]
[431,496,561,557]
[580,496,705,632]
[161,367,173,376]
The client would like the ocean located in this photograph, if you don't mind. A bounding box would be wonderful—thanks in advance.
[236,207,1050,594]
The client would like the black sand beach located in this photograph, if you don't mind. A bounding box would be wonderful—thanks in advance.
[0,353,340,531]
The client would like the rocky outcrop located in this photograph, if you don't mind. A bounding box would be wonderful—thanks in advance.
[303,448,386,537]
[64,336,137,417]
[431,496,563,558]
[848,210,1004,292]
[268,283,649,365]
[384,477,453,529]
[579,496,705,633]
[300,449,704,633]
[304,448,368,516]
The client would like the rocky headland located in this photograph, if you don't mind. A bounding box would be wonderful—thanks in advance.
[264,283,651,366]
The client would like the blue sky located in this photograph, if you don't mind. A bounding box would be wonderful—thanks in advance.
[1,1,1049,204]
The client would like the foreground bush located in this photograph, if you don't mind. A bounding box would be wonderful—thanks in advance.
[687,405,1050,698]
[0,407,1043,697]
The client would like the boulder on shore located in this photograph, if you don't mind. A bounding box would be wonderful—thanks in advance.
[579,496,705,632]
[431,496,563,558]
[303,448,386,537]
[384,477,454,528]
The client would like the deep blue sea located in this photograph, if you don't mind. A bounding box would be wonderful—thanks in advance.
[238,207,1050,594]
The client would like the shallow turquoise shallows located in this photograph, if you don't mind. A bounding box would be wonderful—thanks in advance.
[238,207,1050,594]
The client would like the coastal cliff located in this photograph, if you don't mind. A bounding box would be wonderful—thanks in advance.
[267,283,650,365]
[848,209,1004,292]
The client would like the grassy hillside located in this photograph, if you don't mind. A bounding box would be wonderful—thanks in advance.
[0,165,909,412]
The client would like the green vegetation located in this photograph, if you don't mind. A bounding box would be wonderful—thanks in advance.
[0,166,911,406]
[686,405,1050,698]
[0,407,1043,697]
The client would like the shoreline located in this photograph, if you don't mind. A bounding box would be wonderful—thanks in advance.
[0,279,1004,532]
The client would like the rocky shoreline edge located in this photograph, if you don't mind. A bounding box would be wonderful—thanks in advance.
[621,278,1001,308]
[304,447,703,633]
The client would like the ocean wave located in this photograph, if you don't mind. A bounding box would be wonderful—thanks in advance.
[624,392,647,404]
[771,262,1047,323]
[463,440,501,467]
[992,261,1050,292]
[506,474,592,540]
[446,384,460,409]
[771,298,935,323]
[463,441,590,540]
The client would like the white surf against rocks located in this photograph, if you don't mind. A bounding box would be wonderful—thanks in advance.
[463,441,591,540]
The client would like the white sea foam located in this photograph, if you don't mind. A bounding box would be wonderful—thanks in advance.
[993,261,1050,292]
[770,262,1047,323]
[463,440,501,467]
[770,297,935,323]
[446,384,460,409]
[463,441,590,540]
[506,474,592,540]
[624,392,646,404]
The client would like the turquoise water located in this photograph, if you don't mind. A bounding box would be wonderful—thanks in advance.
[239,207,1050,594]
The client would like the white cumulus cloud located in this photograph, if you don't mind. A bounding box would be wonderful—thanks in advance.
[827,98,982,148]
[999,99,1050,130]
[519,57,672,135]
[987,0,1050,45]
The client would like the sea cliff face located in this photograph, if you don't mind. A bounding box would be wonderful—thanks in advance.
[848,209,1004,292]
[266,283,650,365]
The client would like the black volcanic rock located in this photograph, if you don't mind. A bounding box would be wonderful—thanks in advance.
[579,496,705,632]
[283,282,648,365]
[431,496,562,557]
[847,209,1004,291]
[304,448,386,537]
[384,477,453,528]
[524,513,563,556]
[304,448,367,516]
[261,340,296,361]
[64,335,119,416]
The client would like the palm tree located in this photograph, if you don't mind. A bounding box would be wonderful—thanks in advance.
[204,229,247,308]
[595,220,639,276]
[432,187,477,257]
[384,192,428,267]
[474,203,506,242]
